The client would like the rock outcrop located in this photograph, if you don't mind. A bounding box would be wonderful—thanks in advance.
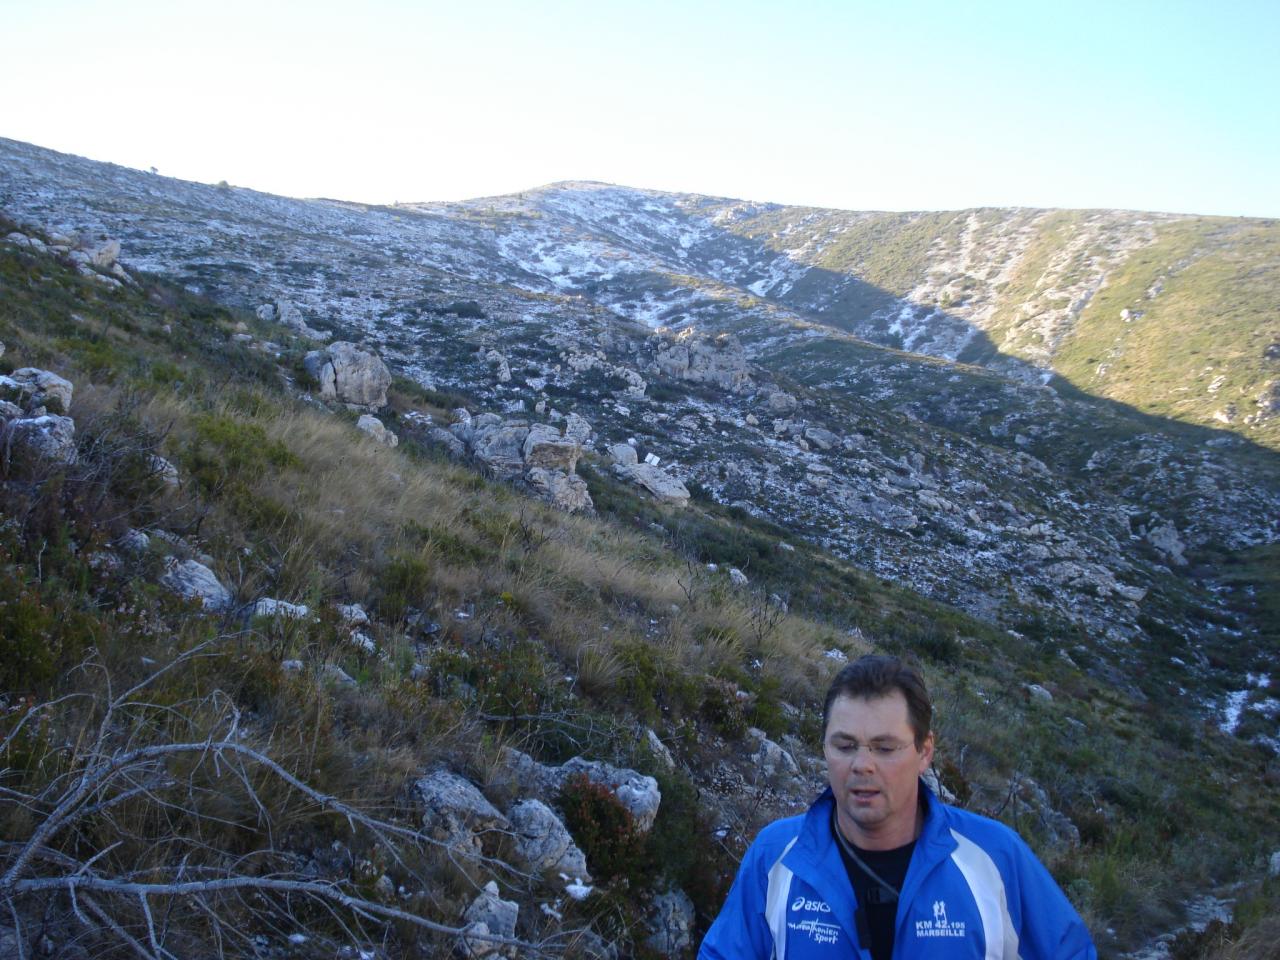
[507,799,590,880]
[356,413,398,447]
[4,414,77,465]
[410,769,510,855]
[612,461,690,508]
[160,558,233,611]
[496,749,661,833]
[303,342,392,410]
[526,467,592,512]
[446,412,594,513]
[645,888,697,956]
[260,299,330,340]
[462,881,518,958]
[1,368,74,414]
[653,331,751,392]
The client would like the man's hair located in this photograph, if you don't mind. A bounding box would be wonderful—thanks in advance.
[822,655,932,746]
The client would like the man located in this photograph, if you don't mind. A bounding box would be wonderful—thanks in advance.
[698,655,1096,959]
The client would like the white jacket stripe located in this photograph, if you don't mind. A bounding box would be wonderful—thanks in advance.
[764,837,799,960]
[949,829,1022,960]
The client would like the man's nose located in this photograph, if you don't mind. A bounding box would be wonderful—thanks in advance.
[849,746,877,771]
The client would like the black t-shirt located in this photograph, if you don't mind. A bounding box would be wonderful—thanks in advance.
[832,812,915,960]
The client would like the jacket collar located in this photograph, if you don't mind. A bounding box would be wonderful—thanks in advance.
[783,781,960,947]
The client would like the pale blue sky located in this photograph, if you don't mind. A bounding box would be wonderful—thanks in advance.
[5,0,1278,216]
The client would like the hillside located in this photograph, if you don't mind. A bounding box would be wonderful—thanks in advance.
[0,138,1278,958]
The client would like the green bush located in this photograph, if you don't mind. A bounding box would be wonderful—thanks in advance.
[558,773,648,881]
[184,413,299,493]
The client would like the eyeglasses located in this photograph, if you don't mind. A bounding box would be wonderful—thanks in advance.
[825,739,916,759]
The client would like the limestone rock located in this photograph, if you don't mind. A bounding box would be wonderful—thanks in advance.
[728,567,749,587]
[644,728,675,770]
[560,757,661,832]
[612,462,690,507]
[6,415,77,465]
[277,300,305,330]
[429,427,467,459]
[148,454,180,487]
[495,749,661,833]
[522,423,580,472]
[804,426,839,451]
[645,888,696,956]
[1026,683,1054,703]
[564,412,593,445]
[473,423,530,478]
[320,664,356,686]
[304,342,392,410]
[1145,521,1187,566]
[1012,775,1080,851]
[747,728,799,777]
[337,602,369,625]
[2,368,74,413]
[525,467,593,513]
[766,390,798,414]
[654,332,751,392]
[356,414,398,447]
[117,528,150,556]
[253,598,311,620]
[462,881,518,957]
[608,442,638,466]
[411,770,509,852]
[484,349,512,383]
[1254,379,1279,418]
[508,799,590,879]
[160,558,232,611]
[88,238,121,268]
[269,300,330,340]
[921,767,957,803]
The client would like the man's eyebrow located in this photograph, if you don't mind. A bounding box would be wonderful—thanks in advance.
[827,732,899,742]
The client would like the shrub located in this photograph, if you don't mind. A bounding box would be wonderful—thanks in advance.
[558,773,648,881]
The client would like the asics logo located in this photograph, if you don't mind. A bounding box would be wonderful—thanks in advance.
[791,896,831,913]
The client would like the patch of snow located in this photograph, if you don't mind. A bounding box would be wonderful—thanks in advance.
[1220,689,1249,734]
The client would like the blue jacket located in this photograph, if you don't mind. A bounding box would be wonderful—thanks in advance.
[699,784,1096,959]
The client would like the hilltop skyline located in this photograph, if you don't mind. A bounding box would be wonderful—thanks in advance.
[6,0,1280,218]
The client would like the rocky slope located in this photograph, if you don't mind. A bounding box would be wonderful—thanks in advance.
[2,137,1279,958]
[1,136,1277,739]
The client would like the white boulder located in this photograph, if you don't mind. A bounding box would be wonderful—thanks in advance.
[253,598,311,620]
[508,799,591,879]
[522,423,580,472]
[525,467,593,513]
[356,414,398,447]
[608,442,638,466]
[612,462,690,508]
[462,881,518,958]
[645,888,696,956]
[410,770,509,852]
[88,238,121,268]
[303,342,392,410]
[6,415,77,465]
[160,558,233,611]
[2,368,74,413]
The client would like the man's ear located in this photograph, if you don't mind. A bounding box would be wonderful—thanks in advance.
[918,732,935,772]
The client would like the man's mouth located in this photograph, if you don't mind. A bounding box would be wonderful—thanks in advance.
[850,787,880,800]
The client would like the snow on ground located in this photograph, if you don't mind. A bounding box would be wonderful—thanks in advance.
[1220,689,1249,733]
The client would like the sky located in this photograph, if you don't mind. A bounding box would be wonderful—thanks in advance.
[5,0,1279,217]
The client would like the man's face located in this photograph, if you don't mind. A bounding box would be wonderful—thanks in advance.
[823,690,934,850]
